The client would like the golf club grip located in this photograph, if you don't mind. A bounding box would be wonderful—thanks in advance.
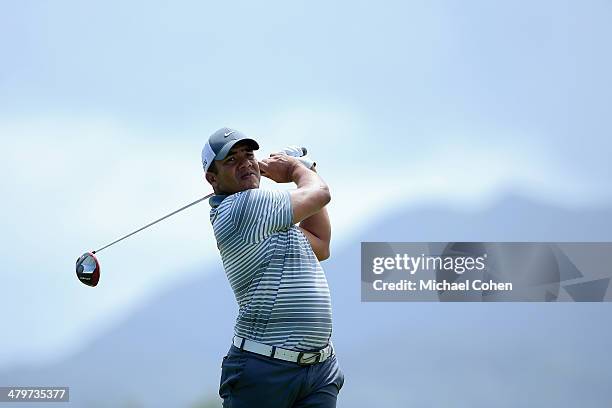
[93,192,214,254]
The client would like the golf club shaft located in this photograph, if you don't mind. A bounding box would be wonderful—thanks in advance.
[93,193,214,254]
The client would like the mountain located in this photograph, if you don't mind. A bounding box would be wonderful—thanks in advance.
[3,194,612,407]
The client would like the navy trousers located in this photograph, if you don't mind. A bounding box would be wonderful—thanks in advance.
[219,344,345,408]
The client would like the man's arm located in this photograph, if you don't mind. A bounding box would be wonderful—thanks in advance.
[297,166,331,260]
[259,153,330,220]
[259,154,331,261]
[299,207,331,261]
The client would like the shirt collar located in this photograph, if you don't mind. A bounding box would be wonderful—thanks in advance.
[209,194,229,208]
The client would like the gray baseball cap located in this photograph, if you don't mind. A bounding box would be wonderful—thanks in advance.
[201,127,259,172]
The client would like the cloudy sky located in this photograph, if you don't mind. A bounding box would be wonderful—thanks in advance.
[1,0,611,368]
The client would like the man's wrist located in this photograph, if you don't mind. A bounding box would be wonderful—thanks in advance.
[290,161,313,183]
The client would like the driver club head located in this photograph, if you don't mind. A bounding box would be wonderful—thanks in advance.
[76,252,100,287]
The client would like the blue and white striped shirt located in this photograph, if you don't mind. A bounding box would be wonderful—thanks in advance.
[210,188,333,352]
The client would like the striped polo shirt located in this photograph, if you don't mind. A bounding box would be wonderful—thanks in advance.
[209,188,332,352]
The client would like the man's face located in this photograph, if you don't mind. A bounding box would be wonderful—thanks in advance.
[206,142,260,194]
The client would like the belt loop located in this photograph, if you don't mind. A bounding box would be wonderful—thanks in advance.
[270,346,276,358]
[240,337,246,350]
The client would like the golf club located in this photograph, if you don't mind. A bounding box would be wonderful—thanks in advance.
[75,146,308,287]
[76,193,213,287]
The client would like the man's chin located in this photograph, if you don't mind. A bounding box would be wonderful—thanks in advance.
[243,181,260,190]
[237,179,260,191]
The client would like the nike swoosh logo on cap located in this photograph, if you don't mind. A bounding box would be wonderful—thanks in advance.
[224,131,235,137]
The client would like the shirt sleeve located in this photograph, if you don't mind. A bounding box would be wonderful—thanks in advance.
[229,189,293,243]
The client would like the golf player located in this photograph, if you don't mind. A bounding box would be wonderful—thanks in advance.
[202,127,344,407]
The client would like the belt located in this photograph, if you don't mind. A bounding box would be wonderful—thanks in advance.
[232,336,334,366]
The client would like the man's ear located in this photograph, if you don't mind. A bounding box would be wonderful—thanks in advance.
[205,171,217,187]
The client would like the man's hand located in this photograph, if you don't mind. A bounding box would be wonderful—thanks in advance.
[259,153,304,183]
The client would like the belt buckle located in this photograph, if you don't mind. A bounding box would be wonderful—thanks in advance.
[297,351,321,366]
